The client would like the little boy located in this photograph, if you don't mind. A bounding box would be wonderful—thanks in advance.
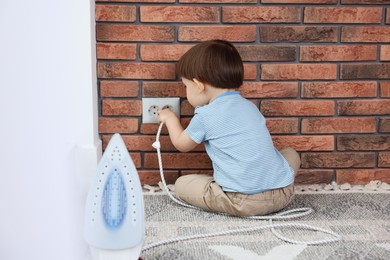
[157,40,300,217]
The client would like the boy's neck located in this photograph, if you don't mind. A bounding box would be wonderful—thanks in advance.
[208,87,238,103]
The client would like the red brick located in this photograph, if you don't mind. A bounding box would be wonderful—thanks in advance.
[341,64,390,80]
[97,43,136,60]
[336,169,390,185]
[260,100,334,116]
[178,26,256,42]
[387,8,390,24]
[144,153,212,169]
[140,124,169,135]
[96,24,174,42]
[138,170,179,185]
[261,64,337,80]
[102,135,193,152]
[378,152,390,167]
[300,45,377,62]
[341,0,390,4]
[181,100,194,116]
[380,45,390,61]
[140,118,191,135]
[223,6,300,23]
[181,170,213,176]
[140,44,193,61]
[301,82,377,98]
[140,6,219,23]
[302,118,376,134]
[96,5,136,22]
[99,118,138,134]
[304,7,382,24]
[97,62,176,80]
[379,118,390,133]
[337,136,390,151]
[266,118,298,134]
[102,134,152,152]
[240,82,298,98]
[98,0,175,2]
[143,82,186,98]
[295,170,334,185]
[338,100,390,115]
[102,100,142,116]
[237,46,296,62]
[126,135,204,152]
[100,81,139,98]
[244,64,257,80]
[260,26,337,43]
[381,82,390,97]
[301,152,375,168]
[180,118,191,129]
[180,0,256,2]
[262,0,336,3]
[272,136,334,151]
[342,26,390,43]
[132,153,142,168]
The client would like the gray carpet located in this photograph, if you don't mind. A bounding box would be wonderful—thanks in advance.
[141,193,390,260]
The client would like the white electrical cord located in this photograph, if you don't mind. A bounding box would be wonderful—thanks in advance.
[142,123,341,251]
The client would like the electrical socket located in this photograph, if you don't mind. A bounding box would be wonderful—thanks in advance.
[142,98,180,124]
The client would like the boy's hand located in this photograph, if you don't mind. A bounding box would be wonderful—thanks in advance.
[157,108,198,152]
[157,108,177,124]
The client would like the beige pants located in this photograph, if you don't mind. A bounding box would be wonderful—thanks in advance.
[175,147,300,216]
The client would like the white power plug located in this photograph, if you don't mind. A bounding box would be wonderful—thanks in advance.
[142,98,180,124]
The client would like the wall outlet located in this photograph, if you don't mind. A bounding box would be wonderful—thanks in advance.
[142,98,180,124]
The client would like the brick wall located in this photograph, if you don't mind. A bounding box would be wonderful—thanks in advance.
[96,0,390,186]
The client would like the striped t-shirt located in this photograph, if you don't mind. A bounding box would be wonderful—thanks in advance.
[185,91,294,195]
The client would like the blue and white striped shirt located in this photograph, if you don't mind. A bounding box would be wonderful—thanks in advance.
[185,92,294,195]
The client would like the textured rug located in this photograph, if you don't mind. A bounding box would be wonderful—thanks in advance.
[141,193,390,260]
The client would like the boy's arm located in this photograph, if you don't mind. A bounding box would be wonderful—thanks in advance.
[157,109,198,153]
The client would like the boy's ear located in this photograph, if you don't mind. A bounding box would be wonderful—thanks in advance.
[193,78,205,93]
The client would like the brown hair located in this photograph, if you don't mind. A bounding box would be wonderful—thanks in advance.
[176,40,244,89]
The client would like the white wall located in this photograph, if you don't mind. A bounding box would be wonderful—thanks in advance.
[0,1,101,259]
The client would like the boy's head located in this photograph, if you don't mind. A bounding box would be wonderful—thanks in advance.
[176,40,244,89]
